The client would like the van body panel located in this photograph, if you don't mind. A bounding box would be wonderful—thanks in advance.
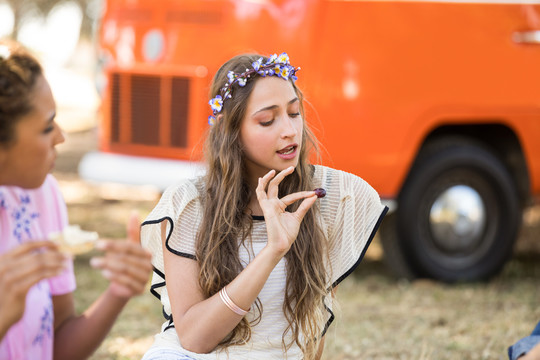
[94,0,540,199]
[84,0,540,280]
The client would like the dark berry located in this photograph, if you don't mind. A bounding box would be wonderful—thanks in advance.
[314,188,326,198]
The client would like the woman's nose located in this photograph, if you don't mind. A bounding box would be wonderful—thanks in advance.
[281,117,298,138]
[54,124,66,146]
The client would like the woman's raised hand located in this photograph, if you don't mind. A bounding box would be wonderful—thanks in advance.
[0,241,67,339]
[90,212,152,299]
[256,166,317,256]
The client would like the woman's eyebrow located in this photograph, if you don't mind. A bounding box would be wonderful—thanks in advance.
[253,104,278,116]
[252,97,299,116]
[288,97,299,105]
[45,112,56,125]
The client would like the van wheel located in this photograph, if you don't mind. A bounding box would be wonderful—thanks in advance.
[379,213,416,280]
[386,137,520,282]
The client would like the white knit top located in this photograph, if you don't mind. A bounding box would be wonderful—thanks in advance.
[141,165,388,359]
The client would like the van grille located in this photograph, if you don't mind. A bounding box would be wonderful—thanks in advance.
[109,73,190,149]
[132,75,160,145]
[171,77,189,147]
[166,10,222,24]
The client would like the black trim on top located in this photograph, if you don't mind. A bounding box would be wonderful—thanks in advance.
[328,206,389,290]
[142,218,193,323]
[320,206,389,337]
[143,203,390,337]
[164,321,175,332]
[148,266,173,322]
[320,303,335,338]
[149,266,166,300]
[142,216,197,260]
[162,309,172,322]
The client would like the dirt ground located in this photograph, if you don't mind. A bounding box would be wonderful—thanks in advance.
[52,128,540,360]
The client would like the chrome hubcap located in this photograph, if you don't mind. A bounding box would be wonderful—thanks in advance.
[429,185,486,253]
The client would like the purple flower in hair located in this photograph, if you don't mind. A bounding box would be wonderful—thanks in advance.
[277,53,289,64]
[227,71,236,84]
[207,52,300,125]
[267,54,278,64]
[280,66,290,80]
[209,95,223,113]
[252,58,263,71]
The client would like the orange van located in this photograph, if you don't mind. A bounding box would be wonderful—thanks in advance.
[80,0,540,282]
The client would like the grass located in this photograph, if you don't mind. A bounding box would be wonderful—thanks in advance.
[58,174,540,360]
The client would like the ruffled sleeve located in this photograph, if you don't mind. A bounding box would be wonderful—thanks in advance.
[140,178,203,309]
[313,166,388,288]
[312,166,387,336]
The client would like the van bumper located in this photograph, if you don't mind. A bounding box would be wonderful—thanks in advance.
[79,151,399,213]
[381,199,397,214]
[78,151,206,191]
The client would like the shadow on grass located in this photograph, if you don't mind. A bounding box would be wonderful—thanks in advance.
[354,258,395,279]
[501,252,540,280]
[352,249,540,285]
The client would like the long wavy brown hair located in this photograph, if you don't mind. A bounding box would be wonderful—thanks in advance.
[195,54,330,359]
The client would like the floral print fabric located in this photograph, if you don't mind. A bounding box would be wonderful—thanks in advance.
[0,175,76,360]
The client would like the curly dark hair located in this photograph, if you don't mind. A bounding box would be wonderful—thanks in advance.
[0,40,43,146]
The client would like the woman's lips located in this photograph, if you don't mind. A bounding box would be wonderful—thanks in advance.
[277,145,297,160]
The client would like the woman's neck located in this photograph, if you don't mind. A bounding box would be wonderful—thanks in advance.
[247,195,264,217]
[243,168,263,217]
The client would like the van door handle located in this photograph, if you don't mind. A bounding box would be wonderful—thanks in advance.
[513,30,540,44]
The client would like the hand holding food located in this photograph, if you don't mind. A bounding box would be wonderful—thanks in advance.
[49,225,99,256]
[89,212,153,299]
[0,241,66,337]
[256,167,318,256]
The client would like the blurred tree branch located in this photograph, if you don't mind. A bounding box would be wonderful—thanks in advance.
[5,0,98,40]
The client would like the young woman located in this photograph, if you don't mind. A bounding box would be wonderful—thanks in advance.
[0,40,153,359]
[141,52,388,360]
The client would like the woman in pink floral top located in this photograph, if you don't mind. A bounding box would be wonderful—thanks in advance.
[0,40,153,359]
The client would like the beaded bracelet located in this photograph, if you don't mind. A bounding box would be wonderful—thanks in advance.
[219,287,249,316]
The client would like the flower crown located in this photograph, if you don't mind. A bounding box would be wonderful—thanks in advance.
[208,52,300,125]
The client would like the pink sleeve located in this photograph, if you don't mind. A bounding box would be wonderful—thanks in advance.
[41,175,77,295]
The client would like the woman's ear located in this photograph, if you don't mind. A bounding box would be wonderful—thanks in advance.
[216,114,224,123]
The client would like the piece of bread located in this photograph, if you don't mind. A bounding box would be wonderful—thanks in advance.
[49,225,99,255]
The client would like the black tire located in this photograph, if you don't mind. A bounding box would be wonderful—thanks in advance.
[385,137,521,282]
[380,213,416,280]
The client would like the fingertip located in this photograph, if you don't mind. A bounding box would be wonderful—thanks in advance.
[62,253,73,262]
[96,240,108,250]
[33,240,56,249]
[90,257,104,268]
[127,212,141,243]
[305,194,318,206]
[101,269,113,279]
[129,209,140,220]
